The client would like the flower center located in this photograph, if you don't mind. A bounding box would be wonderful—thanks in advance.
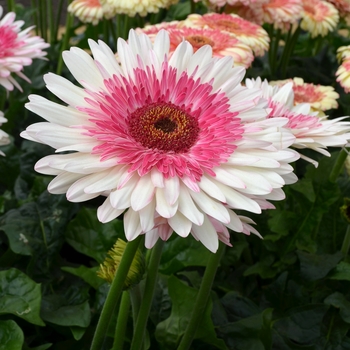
[128,101,200,153]
[185,35,214,50]
[217,20,241,31]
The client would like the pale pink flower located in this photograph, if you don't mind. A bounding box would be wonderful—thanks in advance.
[0,111,10,156]
[326,0,350,17]
[301,0,339,37]
[68,0,105,25]
[139,25,254,68]
[21,30,298,252]
[246,78,350,166]
[225,0,267,25]
[0,6,49,91]
[183,13,269,56]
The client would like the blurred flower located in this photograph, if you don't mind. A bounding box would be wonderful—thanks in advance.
[139,25,254,68]
[270,77,339,112]
[21,30,298,252]
[0,111,10,156]
[97,239,145,287]
[336,58,350,93]
[262,0,303,29]
[183,13,269,56]
[326,0,350,17]
[340,198,350,223]
[301,0,339,38]
[0,6,49,91]
[100,0,179,17]
[337,45,350,62]
[225,0,266,24]
[68,0,105,25]
[246,78,350,166]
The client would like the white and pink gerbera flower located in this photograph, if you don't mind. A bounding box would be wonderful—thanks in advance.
[246,77,350,166]
[68,0,105,25]
[21,30,298,252]
[0,111,10,155]
[0,6,49,91]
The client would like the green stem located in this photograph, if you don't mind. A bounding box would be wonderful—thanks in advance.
[109,19,118,52]
[7,0,15,12]
[329,148,348,183]
[47,0,54,45]
[39,0,47,42]
[31,0,39,35]
[90,236,142,350]
[129,284,142,329]
[53,0,65,43]
[130,239,165,350]
[56,12,74,75]
[341,225,350,256]
[112,291,131,350]
[177,242,226,350]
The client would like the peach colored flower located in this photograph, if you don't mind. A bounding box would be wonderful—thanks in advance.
[270,77,339,112]
[336,45,350,62]
[326,0,350,17]
[183,13,269,56]
[139,25,254,68]
[224,0,266,25]
[100,0,179,17]
[68,0,105,25]
[336,58,350,93]
[301,0,339,37]
[262,0,303,29]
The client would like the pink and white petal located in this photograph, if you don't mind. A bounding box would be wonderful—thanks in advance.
[168,211,192,238]
[124,208,143,241]
[131,172,156,211]
[48,172,83,194]
[163,176,180,206]
[191,214,219,253]
[155,187,178,218]
[145,229,160,249]
[97,196,125,223]
[198,175,226,202]
[138,199,156,232]
[110,174,138,209]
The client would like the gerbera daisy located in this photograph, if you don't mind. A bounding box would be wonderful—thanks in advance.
[0,111,10,156]
[246,77,350,166]
[68,0,105,25]
[225,0,267,25]
[139,25,254,68]
[100,0,179,17]
[21,30,298,252]
[336,45,350,63]
[301,0,339,38]
[336,58,350,93]
[326,0,350,17]
[270,77,339,112]
[0,6,49,91]
[262,0,303,29]
[183,13,269,56]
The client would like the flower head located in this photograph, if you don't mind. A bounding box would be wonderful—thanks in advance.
[326,0,350,17]
[336,58,350,93]
[100,0,179,17]
[183,13,269,56]
[0,111,10,156]
[246,77,350,166]
[0,6,49,91]
[68,0,105,25]
[22,30,298,252]
[301,0,339,38]
[139,24,254,68]
[270,77,339,113]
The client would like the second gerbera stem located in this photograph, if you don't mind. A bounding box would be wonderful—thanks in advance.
[177,242,225,350]
[90,236,142,350]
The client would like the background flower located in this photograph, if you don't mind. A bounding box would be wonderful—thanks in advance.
[68,0,105,25]
[0,111,10,155]
[0,5,49,91]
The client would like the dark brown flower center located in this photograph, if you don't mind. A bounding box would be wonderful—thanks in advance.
[185,35,214,50]
[128,102,200,153]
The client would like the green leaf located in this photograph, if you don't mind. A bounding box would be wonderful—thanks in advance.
[243,254,277,278]
[297,250,342,281]
[65,207,123,263]
[23,344,52,350]
[0,268,45,326]
[61,266,104,290]
[0,320,24,350]
[273,304,329,345]
[217,308,273,350]
[70,326,86,341]
[329,261,350,281]
[155,275,227,350]
[41,299,91,328]
[159,235,211,274]
[325,292,350,323]
[291,178,316,203]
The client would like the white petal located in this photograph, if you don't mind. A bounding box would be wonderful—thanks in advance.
[191,215,219,253]
[139,199,156,232]
[155,187,178,218]
[48,172,82,194]
[199,175,226,202]
[168,211,192,238]
[110,174,138,209]
[131,173,155,211]
[164,176,180,205]
[145,229,159,249]
[97,196,124,223]
[124,208,142,241]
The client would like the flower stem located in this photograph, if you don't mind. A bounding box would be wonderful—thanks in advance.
[130,239,165,350]
[90,236,142,350]
[341,225,350,257]
[56,11,73,76]
[112,291,131,350]
[177,242,225,350]
[329,148,348,183]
